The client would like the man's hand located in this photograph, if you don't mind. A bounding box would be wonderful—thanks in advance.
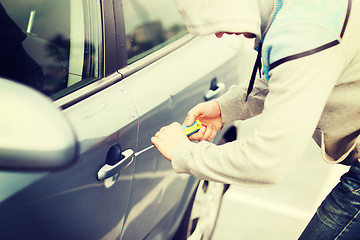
[151,122,189,161]
[152,101,223,160]
[184,101,223,142]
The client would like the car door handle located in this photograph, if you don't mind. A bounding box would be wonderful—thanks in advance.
[97,148,134,181]
[204,78,225,101]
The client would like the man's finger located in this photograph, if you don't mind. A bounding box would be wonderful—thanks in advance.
[208,126,217,141]
[188,126,206,141]
[186,112,196,126]
[186,104,203,126]
[200,124,213,142]
[151,136,159,146]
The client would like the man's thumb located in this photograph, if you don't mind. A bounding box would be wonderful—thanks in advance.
[186,113,196,126]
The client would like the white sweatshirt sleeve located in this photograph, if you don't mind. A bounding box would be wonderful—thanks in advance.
[171,45,346,186]
[215,75,269,124]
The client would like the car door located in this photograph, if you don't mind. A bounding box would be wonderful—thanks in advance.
[115,0,244,239]
[0,0,138,239]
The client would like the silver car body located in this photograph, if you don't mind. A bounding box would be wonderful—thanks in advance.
[0,0,244,239]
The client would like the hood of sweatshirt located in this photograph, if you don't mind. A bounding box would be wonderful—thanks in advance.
[174,0,275,44]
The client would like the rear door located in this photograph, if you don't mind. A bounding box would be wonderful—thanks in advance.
[0,0,137,239]
[115,0,244,238]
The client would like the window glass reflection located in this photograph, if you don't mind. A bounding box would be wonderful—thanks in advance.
[123,0,187,63]
[0,0,102,99]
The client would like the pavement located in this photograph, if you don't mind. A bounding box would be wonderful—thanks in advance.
[212,117,350,240]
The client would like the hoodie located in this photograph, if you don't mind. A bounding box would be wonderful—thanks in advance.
[172,0,360,186]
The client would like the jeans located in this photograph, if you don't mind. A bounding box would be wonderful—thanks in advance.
[299,160,360,240]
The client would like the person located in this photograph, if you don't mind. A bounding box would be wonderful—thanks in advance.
[151,0,360,239]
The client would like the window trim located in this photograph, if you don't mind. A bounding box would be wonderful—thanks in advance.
[54,72,123,109]
[118,33,194,78]
[102,0,119,76]
[113,0,128,70]
[55,33,194,109]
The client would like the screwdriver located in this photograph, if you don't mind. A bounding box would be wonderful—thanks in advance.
[134,120,202,157]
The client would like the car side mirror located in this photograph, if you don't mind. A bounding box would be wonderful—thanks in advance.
[0,78,78,170]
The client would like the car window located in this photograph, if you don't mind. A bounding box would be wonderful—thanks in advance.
[123,0,187,64]
[0,0,102,99]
